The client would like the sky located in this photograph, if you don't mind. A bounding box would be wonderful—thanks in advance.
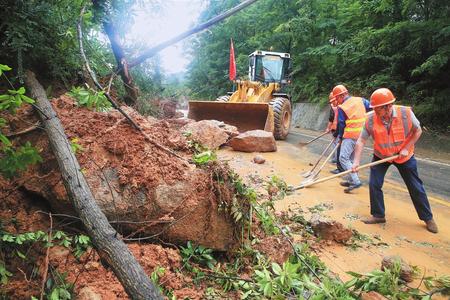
[130,0,206,74]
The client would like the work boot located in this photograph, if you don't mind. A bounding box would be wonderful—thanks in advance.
[344,182,362,193]
[330,169,341,174]
[425,219,438,233]
[340,181,351,187]
[362,216,386,224]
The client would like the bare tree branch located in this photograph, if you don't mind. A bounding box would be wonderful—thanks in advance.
[128,0,259,68]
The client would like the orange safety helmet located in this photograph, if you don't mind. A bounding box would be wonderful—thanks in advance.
[332,84,348,98]
[370,88,396,108]
[328,92,335,102]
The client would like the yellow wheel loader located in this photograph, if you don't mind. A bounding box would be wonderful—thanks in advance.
[188,50,292,140]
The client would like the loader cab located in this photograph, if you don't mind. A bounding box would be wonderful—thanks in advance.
[248,51,291,85]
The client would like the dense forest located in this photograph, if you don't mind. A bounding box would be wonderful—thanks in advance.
[186,0,450,129]
[1,0,449,129]
[0,0,172,110]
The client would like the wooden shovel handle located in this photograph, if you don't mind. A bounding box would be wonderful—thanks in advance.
[308,137,336,173]
[298,131,328,146]
[294,155,399,190]
[313,143,339,176]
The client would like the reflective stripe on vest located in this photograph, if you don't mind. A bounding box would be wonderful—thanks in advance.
[370,105,414,164]
[339,96,366,139]
[331,106,338,130]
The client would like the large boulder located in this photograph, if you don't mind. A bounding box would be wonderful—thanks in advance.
[228,130,277,152]
[11,95,243,250]
[181,120,237,149]
[310,215,353,243]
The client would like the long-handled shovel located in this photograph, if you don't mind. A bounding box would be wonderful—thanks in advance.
[297,131,328,147]
[292,155,399,191]
[302,137,336,178]
[301,142,339,185]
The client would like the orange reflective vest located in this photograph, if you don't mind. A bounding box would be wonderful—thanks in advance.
[367,105,414,164]
[331,106,338,130]
[339,96,366,139]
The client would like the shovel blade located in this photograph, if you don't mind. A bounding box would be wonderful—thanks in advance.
[301,171,312,178]
[300,178,314,185]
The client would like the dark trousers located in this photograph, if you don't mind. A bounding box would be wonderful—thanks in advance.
[369,155,433,221]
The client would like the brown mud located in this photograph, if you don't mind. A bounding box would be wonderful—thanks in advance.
[3,95,242,250]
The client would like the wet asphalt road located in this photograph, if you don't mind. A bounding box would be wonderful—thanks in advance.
[286,130,450,202]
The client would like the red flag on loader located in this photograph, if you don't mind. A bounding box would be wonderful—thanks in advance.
[229,38,236,81]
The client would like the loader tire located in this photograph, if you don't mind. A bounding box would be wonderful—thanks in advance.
[216,95,230,102]
[271,97,291,140]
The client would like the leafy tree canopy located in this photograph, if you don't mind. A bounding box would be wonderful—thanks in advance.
[186,0,450,129]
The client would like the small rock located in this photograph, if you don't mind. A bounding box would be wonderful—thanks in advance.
[253,155,266,164]
[85,261,101,271]
[77,287,102,300]
[48,246,70,266]
[310,214,353,243]
[173,111,184,118]
[268,185,279,196]
[381,255,414,282]
[361,291,388,300]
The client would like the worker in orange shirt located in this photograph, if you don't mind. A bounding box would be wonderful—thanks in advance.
[325,92,342,171]
[352,88,438,233]
[331,85,371,193]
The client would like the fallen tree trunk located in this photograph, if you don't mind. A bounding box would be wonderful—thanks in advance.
[24,70,162,300]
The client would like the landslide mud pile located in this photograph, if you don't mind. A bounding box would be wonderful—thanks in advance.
[0,177,204,299]
[7,95,245,250]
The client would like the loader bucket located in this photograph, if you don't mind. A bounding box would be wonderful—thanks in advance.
[188,101,272,133]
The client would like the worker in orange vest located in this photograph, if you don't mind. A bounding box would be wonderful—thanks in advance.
[325,92,342,169]
[325,92,338,134]
[352,88,438,233]
[332,84,371,193]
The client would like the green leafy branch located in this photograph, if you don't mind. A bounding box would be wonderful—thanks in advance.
[0,262,12,285]
[192,150,217,165]
[70,138,83,154]
[180,241,217,270]
[266,175,289,201]
[0,64,42,178]
[0,230,92,261]
[183,133,218,166]
[68,86,112,112]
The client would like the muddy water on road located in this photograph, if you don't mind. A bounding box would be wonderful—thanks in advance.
[218,141,450,283]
